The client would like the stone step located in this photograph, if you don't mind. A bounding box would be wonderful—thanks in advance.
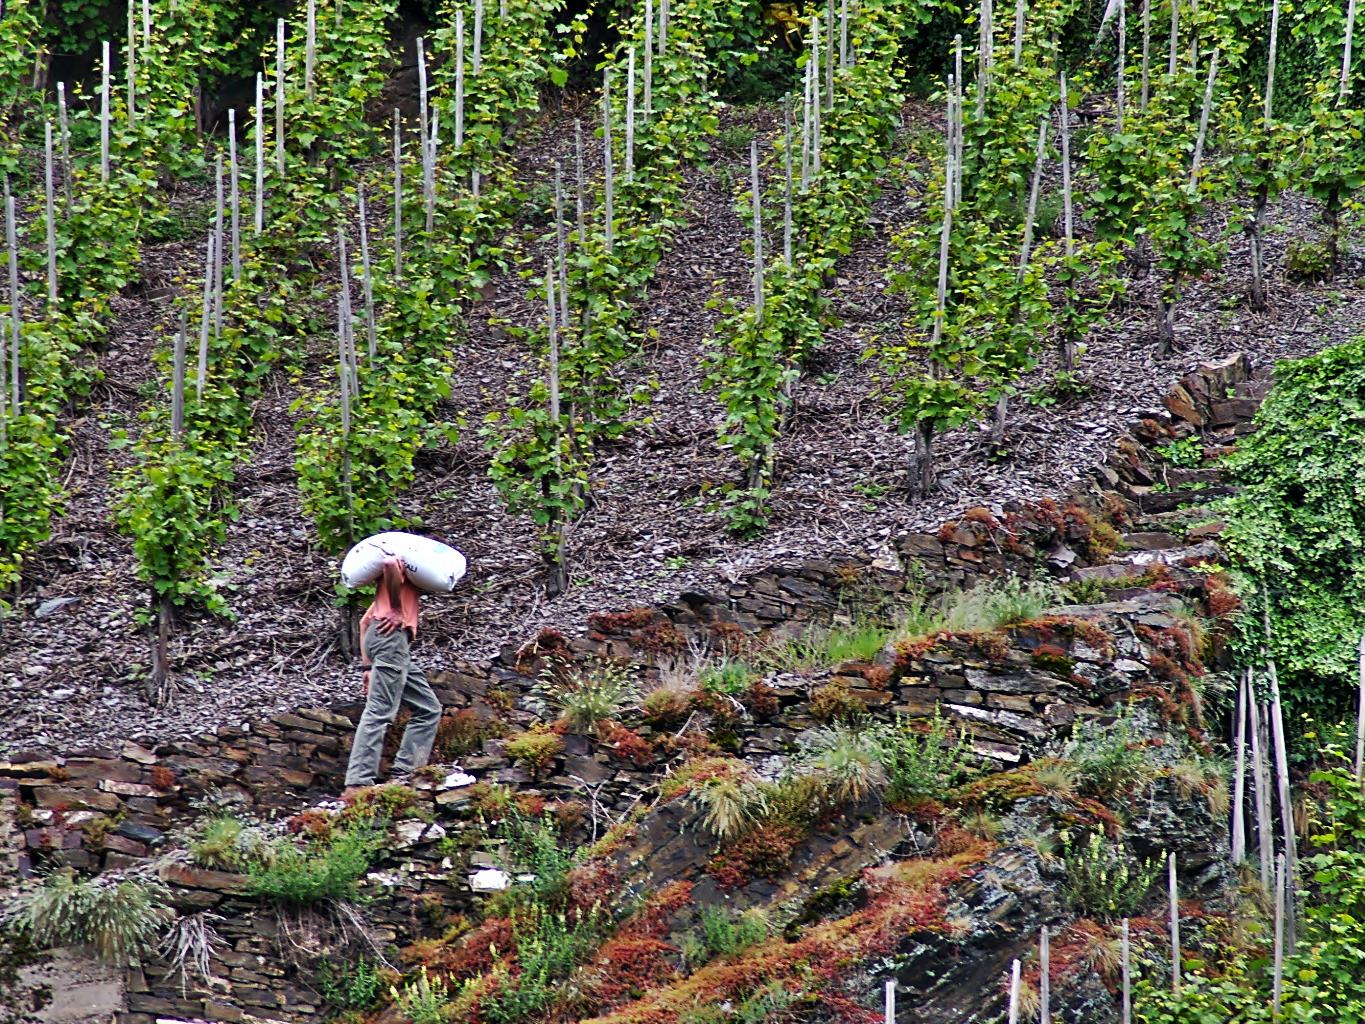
[1156,466,1223,488]
[1121,532,1183,551]
[1136,484,1238,515]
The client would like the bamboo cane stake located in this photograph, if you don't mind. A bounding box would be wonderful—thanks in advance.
[783,94,793,262]
[1006,959,1020,1024]
[751,140,763,321]
[393,109,403,280]
[1190,48,1218,183]
[1012,0,1026,62]
[1039,926,1051,1024]
[456,12,466,150]
[44,122,56,309]
[1140,0,1150,108]
[126,1,137,128]
[1116,0,1126,130]
[1168,853,1180,993]
[276,19,286,174]
[57,82,71,214]
[883,980,894,1024]
[474,0,483,74]
[305,0,317,102]
[554,161,569,328]
[1121,919,1131,1024]
[197,230,213,400]
[1272,849,1286,1019]
[254,75,265,233]
[1060,73,1073,258]
[626,47,636,184]
[228,109,241,281]
[603,68,614,252]
[357,185,376,363]
[1168,0,1178,76]
[5,194,19,414]
[1232,668,1248,862]
[645,0,654,117]
[100,41,110,182]
[171,321,186,435]
[1343,0,1358,98]
[212,155,224,340]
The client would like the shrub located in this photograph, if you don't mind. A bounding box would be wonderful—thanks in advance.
[319,956,384,1010]
[1065,715,1156,800]
[699,659,754,695]
[942,577,1057,630]
[505,724,564,780]
[190,814,273,872]
[5,869,173,963]
[882,711,975,806]
[1285,236,1332,281]
[435,709,499,760]
[535,660,640,733]
[823,620,895,664]
[642,683,693,727]
[699,905,769,957]
[247,821,383,906]
[1058,830,1161,920]
[392,965,452,1024]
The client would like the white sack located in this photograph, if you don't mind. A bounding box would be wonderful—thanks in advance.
[340,531,467,593]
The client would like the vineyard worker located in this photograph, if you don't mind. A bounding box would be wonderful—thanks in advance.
[341,555,442,797]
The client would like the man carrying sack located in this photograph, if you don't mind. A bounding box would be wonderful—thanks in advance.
[341,555,443,797]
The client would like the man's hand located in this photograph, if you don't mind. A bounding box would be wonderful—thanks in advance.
[361,670,371,696]
[373,611,405,635]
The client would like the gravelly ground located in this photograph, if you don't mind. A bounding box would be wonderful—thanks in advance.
[2,91,1360,755]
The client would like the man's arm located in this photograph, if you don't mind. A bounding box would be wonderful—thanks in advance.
[373,557,407,635]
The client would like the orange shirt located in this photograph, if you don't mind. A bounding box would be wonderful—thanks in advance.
[358,557,421,665]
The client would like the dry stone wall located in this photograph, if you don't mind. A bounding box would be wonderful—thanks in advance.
[0,353,1259,1023]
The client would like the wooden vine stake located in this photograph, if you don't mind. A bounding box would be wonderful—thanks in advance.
[1039,926,1051,1023]
[228,109,241,281]
[1248,0,1280,311]
[1343,0,1358,99]
[1006,959,1020,1024]
[801,37,813,188]
[57,82,71,214]
[357,185,376,362]
[1232,668,1248,863]
[149,312,190,707]
[1355,631,1365,781]
[417,36,434,231]
[1012,0,1026,62]
[1058,73,1077,371]
[751,140,763,323]
[456,12,466,151]
[276,19,286,174]
[603,68,614,252]
[812,16,822,172]
[883,980,894,1024]
[1167,0,1178,76]
[100,41,110,182]
[393,109,403,280]
[5,193,19,414]
[545,259,568,596]
[826,0,835,108]
[212,155,224,340]
[1116,0,1126,130]
[337,227,358,397]
[254,75,265,234]
[978,0,993,116]
[126,1,137,128]
[553,161,570,328]
[1267,657,1297,950]
[1272,849,1286,1019]
[783,93,793,262]
[1168,852,1180,993]
[626,47,636,183]
[473,0,483,74]
[1120,919,1131,1024]
[840,0,850,69]
[659,0,668,55]
[1140,0,1150,109]
[575,119,586,244]
[196,231,214,400]
[305,0,317,103]
[171,317,187,434]
[1250,692,1274,890]
[43,121,56,308]
[644,0,654,117]
[142,0,151,42]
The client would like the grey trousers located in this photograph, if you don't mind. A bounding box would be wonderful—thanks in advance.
[344,625,442,787]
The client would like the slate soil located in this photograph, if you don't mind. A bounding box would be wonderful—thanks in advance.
[2,95,1360,754]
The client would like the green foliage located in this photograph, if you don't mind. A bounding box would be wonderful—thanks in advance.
[690,775,770,841]
[798,723,889,804]
[880,710,975,804]
[700,659,756,694]
[1221,334,1365,719]
[247,820,384,907]
[189,814,273,872]
[1285,236,1334,281]
[698,905,769,957]
[392,965,453,1024]
[504,724,565,779]
[1058,829,1161,921]
[1155,435,1205,467]
[1064,714,1155,800]
[319,956,385,1011]
[3,869,173,964]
